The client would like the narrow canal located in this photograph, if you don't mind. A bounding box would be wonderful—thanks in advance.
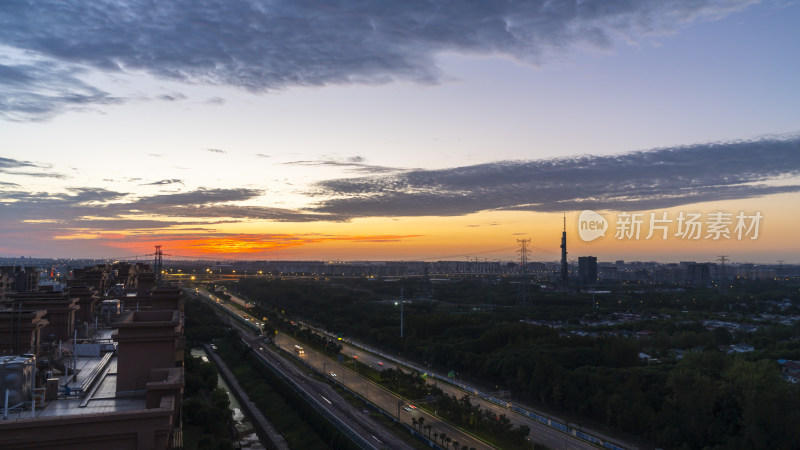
[191,348,265,450]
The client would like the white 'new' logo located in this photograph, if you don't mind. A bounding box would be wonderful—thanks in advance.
[578,210,608,241]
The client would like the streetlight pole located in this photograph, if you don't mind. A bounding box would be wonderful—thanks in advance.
[400,286,404,339]
[394,287,405,339]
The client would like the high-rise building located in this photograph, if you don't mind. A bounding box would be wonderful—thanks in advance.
[578,256,598,285]
[600,265,618,283]
[686,263,711,287]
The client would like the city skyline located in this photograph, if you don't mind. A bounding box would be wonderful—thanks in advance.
[2,1,799,263]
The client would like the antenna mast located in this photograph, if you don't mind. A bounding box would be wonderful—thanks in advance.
[560,213,568,285]
[517,238,531,306]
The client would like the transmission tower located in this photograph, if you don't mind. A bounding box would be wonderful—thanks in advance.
[154,245,163,286]
[517,238,531,306]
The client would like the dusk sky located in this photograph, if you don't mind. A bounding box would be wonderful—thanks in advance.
[1,0,799,263]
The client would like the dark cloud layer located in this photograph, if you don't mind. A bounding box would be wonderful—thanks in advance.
[0,0,756,120]
[310,136,800,217]
[2,136,797,238]
[0,186,341,232]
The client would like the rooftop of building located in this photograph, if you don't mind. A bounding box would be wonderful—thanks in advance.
[1,324,180,422]
[1,328,143,421]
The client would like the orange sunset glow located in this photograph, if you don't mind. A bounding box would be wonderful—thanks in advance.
[27,190,799,263]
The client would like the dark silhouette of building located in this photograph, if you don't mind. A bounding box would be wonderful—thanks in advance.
[4,292,79,344]
[0,309,48,356]
[0,266,39,297]
[578,256,598,285]
[686,263,711,287]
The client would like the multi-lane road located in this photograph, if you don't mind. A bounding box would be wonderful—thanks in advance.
[342,343,597,450]
[273,333,488,450]
[246,336,408,449]
[318,337,609,450]
[195,287,632,450]
[194,288,412,449]
[197,286,486,449]
[296,320,624,450]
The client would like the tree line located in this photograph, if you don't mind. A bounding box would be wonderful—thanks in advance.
[231,277,800,449]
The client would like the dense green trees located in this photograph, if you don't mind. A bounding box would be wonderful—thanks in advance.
[184,293,230,346]
[228,277,800,449]
[183,298,236,450]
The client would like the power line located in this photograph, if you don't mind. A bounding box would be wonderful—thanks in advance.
[101,244,557,264]
[409,246,519,262]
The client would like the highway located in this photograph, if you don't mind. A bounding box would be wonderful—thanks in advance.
[274,333,489,450]
[194,287,631,450]
[298,321,629,450]
[337,341,596,450]
[192,288,412,449]
[247,337,408,449]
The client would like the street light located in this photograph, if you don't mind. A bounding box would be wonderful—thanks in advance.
[394,288,404,338]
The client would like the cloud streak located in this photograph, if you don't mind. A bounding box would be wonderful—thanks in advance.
[0,186,342,233]
[140,179,185,186]
[310,136,800,217]
[0,156,67,179]
[0,60,122,121]
[284,156,405,174]
[0,0,758,120]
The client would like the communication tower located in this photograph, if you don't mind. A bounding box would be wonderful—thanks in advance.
[517,238,531,306]
[560,214,568,284]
